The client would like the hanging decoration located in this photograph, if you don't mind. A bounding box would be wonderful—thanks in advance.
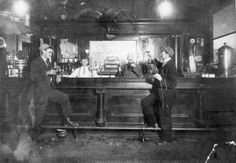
[76,7,136,39]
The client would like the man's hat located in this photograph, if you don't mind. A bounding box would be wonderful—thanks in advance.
[161,46,174,57]
[39,44,51,51]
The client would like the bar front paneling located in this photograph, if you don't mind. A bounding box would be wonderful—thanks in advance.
[200,78,236,127]
[2,77,236,128]
[46,78,202,127]
[173,90,198,127]
[105,89,149,126]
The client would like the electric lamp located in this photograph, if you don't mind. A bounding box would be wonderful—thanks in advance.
[158,0,173,18]
[12,0,29,17]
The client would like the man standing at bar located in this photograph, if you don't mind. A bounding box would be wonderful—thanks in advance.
[70,57,92,78]
[29,43,78,138]
[141,46,177,144]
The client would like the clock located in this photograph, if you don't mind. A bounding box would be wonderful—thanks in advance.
[190,38,195,44]
[0,37,7,48]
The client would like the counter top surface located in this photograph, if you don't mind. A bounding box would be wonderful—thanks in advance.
[2,77,236,90]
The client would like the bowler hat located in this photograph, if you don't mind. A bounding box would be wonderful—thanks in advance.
[161,46,174,57]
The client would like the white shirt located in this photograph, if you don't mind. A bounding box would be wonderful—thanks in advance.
[70,66,91,78]
[41,56,49,67]
[162,57,171,67]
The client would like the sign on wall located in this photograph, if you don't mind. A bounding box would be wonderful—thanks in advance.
[60,39,78,58]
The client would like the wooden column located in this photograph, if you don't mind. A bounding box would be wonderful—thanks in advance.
[0,38,7,121]
[174,35,178,69]
[197,89,204,126]
[95,89,106,127]
[0,43,7,78]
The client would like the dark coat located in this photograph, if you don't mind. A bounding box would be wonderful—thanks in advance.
[121,63,143,78]
[147,59,177,107]
[16,57,52,126]
[29,57,52,105]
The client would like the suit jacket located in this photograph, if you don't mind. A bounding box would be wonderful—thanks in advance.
[121,63,143,78]
[29,57,52,105]
[16,57,52,126]
[147,59,177,107]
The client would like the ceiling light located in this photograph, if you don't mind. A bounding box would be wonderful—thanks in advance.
[13,0,29,17]
[158,0,173,18]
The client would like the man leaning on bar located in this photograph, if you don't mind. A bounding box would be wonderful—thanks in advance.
[29,43,79,139]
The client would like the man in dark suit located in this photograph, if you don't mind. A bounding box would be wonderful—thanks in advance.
[30,44,78,137]
[141,46,177,144]
[120,53,143,78]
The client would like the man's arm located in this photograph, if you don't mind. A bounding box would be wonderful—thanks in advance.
[160,63,177,89]
[135,64,143,78]
[69,68,80,77]
[30,60,47,82]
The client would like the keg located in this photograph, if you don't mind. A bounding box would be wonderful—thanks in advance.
[218,43,233,77]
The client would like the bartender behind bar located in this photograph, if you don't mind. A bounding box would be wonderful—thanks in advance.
[117,53,143,78]
[70,57,92,78]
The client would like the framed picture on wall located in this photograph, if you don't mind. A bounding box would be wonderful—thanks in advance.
[89,40,137,68]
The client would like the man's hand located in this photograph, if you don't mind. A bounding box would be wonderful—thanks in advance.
[46,69,57,75]
[153,73,162,81]
[56,75,62,83]
[149,64,158,74]
[130,63,136,68]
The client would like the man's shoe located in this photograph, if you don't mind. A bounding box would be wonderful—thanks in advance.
[56,128,66,132]
[157,140,171,146]
[157,140,168,146]
[157,138,172,145]
[65,117,79,127]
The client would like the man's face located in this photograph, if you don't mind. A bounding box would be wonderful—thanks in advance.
[127,55,134,63]
[160,50,168,61]
[81,58,88,66]
[43,48,53,59]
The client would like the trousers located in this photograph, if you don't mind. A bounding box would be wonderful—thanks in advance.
[34,89,72,127]
[141,92,172,141]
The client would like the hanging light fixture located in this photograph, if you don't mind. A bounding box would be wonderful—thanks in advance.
[12,0,29,17]
[60,5,67,20]
[158,0,173,18]
[59,0,69,20]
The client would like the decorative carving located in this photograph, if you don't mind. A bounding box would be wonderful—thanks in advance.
[77,7,136,34]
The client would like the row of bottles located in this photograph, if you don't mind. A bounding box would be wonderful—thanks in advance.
[6,53,28,78]
[57,62,80,75]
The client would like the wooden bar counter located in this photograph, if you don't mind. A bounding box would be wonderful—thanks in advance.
[2,77,236,129]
